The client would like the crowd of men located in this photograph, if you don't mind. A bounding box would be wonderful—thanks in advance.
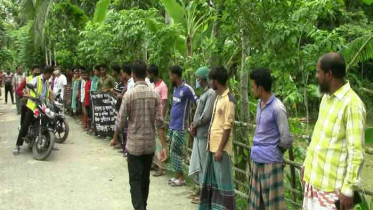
[2,51,367,210]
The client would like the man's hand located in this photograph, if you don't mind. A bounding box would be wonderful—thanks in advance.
[215,150,223,162]
[190,124,196,137]
[339,193,353,210]
[109,139,118,147]
[160,147,167,162]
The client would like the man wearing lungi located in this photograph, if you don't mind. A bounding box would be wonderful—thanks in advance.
[188,67,216,204]
[247,68,293,210]
[168,65,198,186]
[302,53,366,210]
[199,66,235,210]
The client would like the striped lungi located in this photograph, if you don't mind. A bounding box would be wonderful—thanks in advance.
[199,152,235,210]
[302,182,339,210]
[247,162,286,210]
[168,130,185,172]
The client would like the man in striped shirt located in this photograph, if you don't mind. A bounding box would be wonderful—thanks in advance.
[302,53,366,210]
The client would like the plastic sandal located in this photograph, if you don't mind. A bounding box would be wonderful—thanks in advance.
[168,178,177,184]
[170,179,186,187]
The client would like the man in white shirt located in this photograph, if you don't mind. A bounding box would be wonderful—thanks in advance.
[53,67,67,99]
[127,77,152,91]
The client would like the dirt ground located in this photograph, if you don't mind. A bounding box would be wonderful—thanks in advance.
[0,92,197,210]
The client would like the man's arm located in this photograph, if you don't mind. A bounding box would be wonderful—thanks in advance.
[16,78,27,98]
[341,102,366,197]
[215,100,235,162]
[155,95,167,161]
[161,85,168,118]
[194,91,216,128]
[115,93,129,133]
[275,102,293,152]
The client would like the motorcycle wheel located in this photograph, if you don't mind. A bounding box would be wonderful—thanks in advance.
[55,118,69,144]
[32,130,55,161]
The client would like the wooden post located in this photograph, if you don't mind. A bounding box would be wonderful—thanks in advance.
[288,146,297,202]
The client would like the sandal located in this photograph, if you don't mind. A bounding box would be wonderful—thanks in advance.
[168,178,177,184]
[170,179,186,187]
[191,197,200,204]
[152,169,166,177]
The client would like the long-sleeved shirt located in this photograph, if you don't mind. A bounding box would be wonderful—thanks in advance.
[208,88,235,155]
[115,81,164,156]
[250,94,293,163]
[193,87,216,139]
[303,82,366,197]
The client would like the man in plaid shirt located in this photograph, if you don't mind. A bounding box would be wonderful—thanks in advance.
[302,53,366,210]
[115,60,167,210]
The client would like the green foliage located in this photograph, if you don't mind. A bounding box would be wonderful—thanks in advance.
[93,0,110,23]
[366,127,373,145]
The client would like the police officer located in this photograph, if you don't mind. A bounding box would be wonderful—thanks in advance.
[13,66,53,155]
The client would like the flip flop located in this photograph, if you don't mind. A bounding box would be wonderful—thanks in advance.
[168,178,177,184]
[170,179,186,187]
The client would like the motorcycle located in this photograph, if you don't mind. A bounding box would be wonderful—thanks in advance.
[48,89,69,143]
[24,84,56,161]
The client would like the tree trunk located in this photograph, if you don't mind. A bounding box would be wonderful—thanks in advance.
[45,47,49,66]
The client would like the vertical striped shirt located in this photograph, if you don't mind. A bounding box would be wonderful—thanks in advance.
[303,82,366,196]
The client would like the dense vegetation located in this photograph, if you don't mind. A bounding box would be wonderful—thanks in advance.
[1,0,373,208]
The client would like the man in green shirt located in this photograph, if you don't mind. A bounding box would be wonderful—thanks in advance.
[302,52,366,210]
[97,64,115,92]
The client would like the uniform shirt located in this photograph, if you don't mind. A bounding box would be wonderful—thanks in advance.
[53,74,67,99]
[303,82,366,197]
[251,94,293,163]
[169,81,197,131]
[115,81,164,156]
[97,75,115,91]
[193,87,216,139]
[208,88,235,155]
[30,75,49,102]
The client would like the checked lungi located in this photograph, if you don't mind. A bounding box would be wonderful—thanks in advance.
[169,130,186,172]
[302,183,340,210]
[199,152,235,210]
[247,162,286,210]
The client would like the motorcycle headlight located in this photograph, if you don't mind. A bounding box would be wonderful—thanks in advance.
[45,108,56,119]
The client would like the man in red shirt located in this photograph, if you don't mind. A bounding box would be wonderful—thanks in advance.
[82,70,91,131]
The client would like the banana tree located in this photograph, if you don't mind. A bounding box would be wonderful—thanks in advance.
[159,0,214,57]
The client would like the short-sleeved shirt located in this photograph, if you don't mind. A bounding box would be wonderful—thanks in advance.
[208,88,235,155]
[154,79,168,100]
[53,74,67,99]
[153,79,168,117]
[4,73,13,84]
[97,75,115,91]
[169,81,197,131]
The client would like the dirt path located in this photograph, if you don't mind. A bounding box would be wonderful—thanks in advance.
[0,92,197,210]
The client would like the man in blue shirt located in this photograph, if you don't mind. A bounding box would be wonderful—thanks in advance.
[247,68,293,210]
[168,65,197,186]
